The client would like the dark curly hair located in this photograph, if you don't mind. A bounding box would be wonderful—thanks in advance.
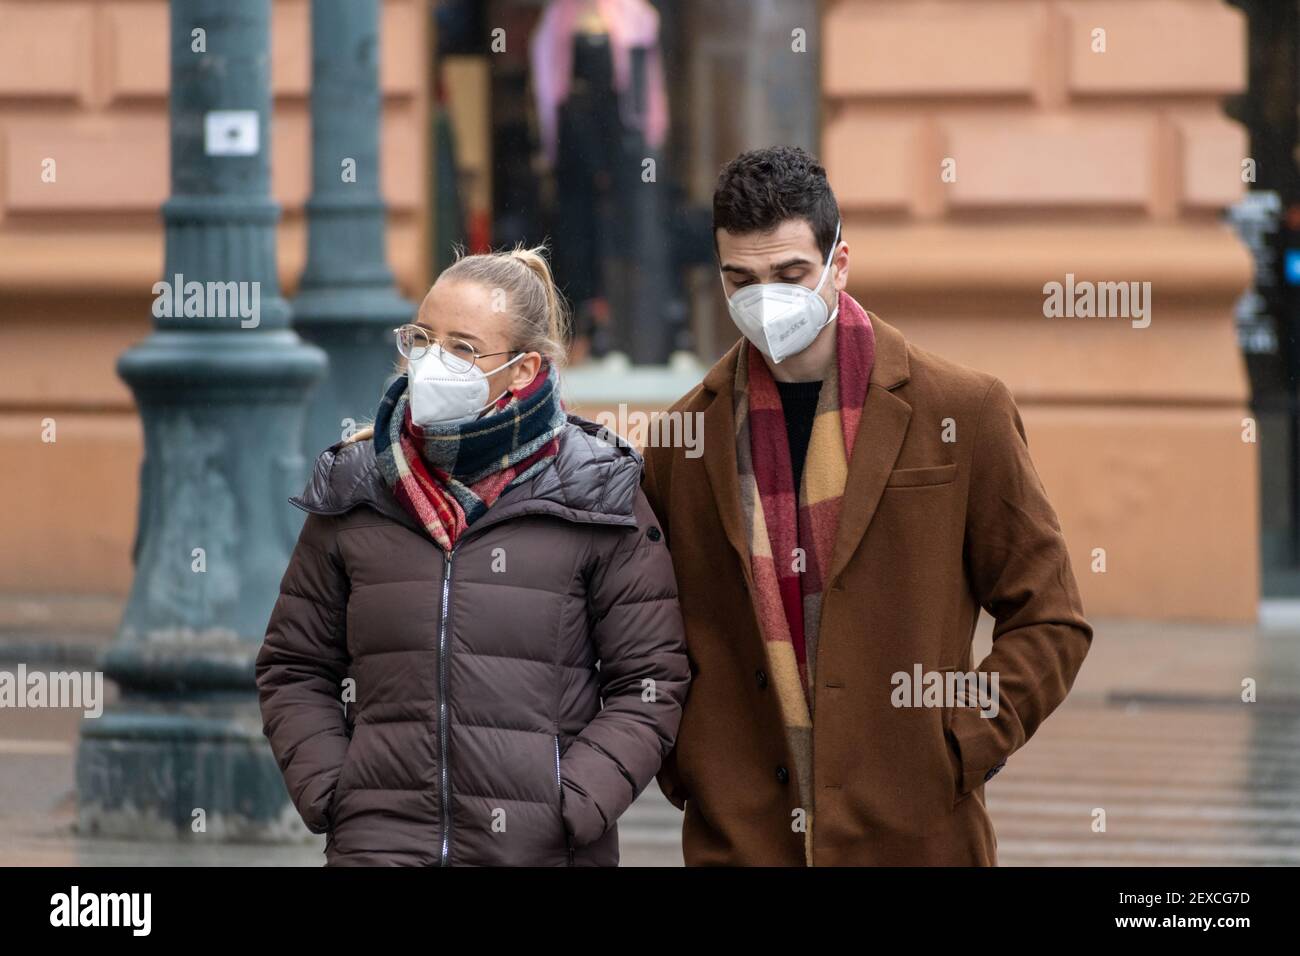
[713,146,841,260]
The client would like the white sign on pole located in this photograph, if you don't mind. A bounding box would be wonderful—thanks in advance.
[204,110,259,156]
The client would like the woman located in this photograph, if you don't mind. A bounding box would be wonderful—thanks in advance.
[255,246,689,866]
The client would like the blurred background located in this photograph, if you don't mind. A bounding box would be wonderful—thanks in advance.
[0,0,1298,865]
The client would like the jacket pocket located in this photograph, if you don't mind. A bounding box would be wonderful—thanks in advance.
[885,463,957,488]
[554,734,575,866]
[945,727,967,810]
[325,722,361,831]
[936,665,967,809]
[334,724,358,791]
[325,782,342,830]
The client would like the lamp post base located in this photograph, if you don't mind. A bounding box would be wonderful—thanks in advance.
[77,693,313,842]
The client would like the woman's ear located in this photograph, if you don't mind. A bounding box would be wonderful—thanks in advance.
[507,352,543,393]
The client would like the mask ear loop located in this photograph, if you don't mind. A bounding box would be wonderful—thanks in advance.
[717,267,735,302]
[716,218,844,308]
[810,220,844,331]
[475,351,529,416]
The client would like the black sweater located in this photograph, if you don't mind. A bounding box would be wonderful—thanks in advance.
[774,379,823,494]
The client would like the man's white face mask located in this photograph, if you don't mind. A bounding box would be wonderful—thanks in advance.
[720,221,842,364]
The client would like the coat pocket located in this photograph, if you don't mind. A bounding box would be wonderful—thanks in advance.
[554,734,575,866]
[334,723,359,792]
[325,783,342,830]
[885,463,957,488]
[326,735,355,830]
[936,665,967,809]
[944,729,966,810]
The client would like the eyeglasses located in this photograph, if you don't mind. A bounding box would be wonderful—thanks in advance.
[393,324,519,375]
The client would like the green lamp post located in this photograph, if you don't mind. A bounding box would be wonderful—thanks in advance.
[77,0,328,840]
[294,0,415,456]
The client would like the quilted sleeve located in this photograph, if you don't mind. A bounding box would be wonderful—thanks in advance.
[255,511,352,834]
[560,488,691,846]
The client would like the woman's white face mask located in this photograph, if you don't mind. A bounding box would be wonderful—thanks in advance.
[720,221,842,364]
[408,346,525,427]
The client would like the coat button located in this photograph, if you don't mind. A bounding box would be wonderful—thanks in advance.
[755,669,768,689]
[775,766,789,785]
[647,526,661,541]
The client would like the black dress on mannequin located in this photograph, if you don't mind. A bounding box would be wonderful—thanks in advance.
[550,32,626,347]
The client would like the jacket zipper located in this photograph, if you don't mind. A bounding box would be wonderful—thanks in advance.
[434,502,620,867]
[554,733,575,866]
[438,549,454,866]
[307,457,637,866]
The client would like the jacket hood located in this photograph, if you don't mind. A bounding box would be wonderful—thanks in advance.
[289,414,643,533]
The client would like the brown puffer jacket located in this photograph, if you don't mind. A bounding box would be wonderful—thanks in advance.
[255,415,689,866]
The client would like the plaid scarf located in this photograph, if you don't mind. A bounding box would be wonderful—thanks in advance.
[373,360,567,551]
[733,291,875,864]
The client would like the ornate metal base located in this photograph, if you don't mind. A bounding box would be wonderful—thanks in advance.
[76,692,311,842]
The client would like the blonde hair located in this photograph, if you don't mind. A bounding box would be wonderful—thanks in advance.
[443,242,571,366]
[343,243,569,447]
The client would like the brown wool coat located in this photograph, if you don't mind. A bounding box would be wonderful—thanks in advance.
[642,315,1093,866]
[256,416,690,866]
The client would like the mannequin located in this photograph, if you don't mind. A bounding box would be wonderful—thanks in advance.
[576,0,606,34]
[530,0,667,168]
[530,0,669,356]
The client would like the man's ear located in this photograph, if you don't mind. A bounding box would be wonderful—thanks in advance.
[833,241,850,292]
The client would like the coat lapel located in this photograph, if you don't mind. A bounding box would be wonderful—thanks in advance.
[825,314,912,586]
[699,317,912,591]
[699,340,754,588]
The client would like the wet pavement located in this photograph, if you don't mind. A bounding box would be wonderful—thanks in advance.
[2,612,1298,866]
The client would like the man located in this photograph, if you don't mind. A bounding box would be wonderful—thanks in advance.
[641,146,1092,865]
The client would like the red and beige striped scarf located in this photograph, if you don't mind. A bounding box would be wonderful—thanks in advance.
[733,291,875,864]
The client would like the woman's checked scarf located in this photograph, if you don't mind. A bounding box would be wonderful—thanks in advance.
[373,361,567,552]
[733,292,875,864]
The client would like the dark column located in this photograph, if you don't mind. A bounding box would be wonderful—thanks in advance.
[78,0,328,840]
[294,0,416,455]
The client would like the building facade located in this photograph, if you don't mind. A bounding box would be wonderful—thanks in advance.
[0,0,1258,622]
[0,0,429,599]
[818,0,1256,620]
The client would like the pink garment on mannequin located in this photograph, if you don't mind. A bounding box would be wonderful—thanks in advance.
[530,0,670,167]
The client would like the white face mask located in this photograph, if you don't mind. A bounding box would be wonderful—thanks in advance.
[408,346,526,427]
[720,221,842,364]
